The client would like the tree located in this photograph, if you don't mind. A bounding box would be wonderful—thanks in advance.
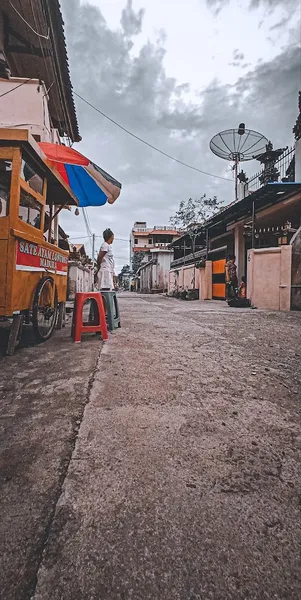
[117,264,131,289]
[131,251,144,275]
[170,194,220,231]
[170,194,221,289]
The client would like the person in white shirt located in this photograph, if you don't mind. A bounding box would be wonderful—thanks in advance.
[97,228,116,290]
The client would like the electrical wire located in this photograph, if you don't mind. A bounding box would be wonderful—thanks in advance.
[95,235,129,242]
[82,208,93,238]
[42,1,75,141]
[69,235,130,242]
[0,78,33,98]
[30,0,61,124]
[37,0,72,140]
[69,87,232,183]
[6,1,229,181]
[83,208,93,236]
[9,0,49,39]
[18,0,41,78]
[4,4,230,182]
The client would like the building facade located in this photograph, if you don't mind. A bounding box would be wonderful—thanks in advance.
[0,0,80,245]
[137,249,174,294]
[0,1,80,141]
[168,99,301,311]
[130,222,181,262]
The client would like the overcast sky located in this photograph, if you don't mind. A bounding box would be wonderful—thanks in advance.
[60,0,301,271]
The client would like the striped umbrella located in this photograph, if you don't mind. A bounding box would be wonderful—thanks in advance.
[39,142,122,207]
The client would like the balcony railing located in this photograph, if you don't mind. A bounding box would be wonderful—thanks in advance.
[132,242,171,250]
[132,226,182,233]
[246,146,295,195]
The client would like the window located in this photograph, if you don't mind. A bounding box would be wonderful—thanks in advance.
[0,159,12,217]
[19,188,42,228]
[148,238,152,245]
[20,154,44,195]
[134,237,138,244]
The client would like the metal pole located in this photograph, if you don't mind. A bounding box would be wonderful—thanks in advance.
[206,227,209,260]
[92,233,95,267]
[251,200,255,248]
[183,239,186,265]
[48,202,53,243]
[234,159,238,203]
[92,233,95,291]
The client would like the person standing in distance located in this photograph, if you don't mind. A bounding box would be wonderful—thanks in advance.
[97,229,116,290]
[225,254,238,301]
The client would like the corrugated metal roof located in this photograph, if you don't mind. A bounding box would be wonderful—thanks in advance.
[3,0,80,141]
[169,182,301,245]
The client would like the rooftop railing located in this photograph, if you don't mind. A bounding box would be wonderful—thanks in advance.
[246,146,295,194]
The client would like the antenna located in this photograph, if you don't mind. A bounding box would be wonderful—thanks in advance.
[210,125,268,202]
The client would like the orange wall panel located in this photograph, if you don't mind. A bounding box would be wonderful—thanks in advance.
[212,259,226,274]
[212,283,226,299]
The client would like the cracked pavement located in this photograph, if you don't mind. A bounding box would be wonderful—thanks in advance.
[1,294,301,600]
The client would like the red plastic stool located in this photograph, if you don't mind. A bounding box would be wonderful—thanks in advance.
[72,292,108,343]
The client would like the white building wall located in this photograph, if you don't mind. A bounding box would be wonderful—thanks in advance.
[0,78,59,143]
[139,251,173,292]
[68,262,93,301]
[156,252,172,290]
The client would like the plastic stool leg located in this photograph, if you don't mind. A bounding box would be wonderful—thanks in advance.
[73,297,84,343]
[98,295,109,341]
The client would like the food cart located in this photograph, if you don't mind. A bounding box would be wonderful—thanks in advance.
[0,129,78,354]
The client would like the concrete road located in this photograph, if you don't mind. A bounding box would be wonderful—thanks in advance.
[1,295,301,600]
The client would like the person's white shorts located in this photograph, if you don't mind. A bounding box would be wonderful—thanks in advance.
[98,269,114,290]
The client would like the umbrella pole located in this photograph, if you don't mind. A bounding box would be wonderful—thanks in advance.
[48,202,53,243]
[92,233,95,291]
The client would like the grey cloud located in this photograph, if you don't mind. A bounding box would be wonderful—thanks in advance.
[206,0,299,21]
[207,0,297,9]
[233,49,244,61]
[228,49,245,68]
[249,0,293,8]
[269,14,292,30]
[120,0,144,37]
[61,0,300,270]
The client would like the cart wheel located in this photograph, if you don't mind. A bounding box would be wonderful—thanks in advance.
[32,277,58,342]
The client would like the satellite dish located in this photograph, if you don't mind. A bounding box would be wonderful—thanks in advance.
[210,125,268,201]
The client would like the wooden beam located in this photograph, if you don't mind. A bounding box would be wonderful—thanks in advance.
[7,44,51,58]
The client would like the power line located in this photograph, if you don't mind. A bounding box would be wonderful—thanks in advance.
[69,87,232,183]
[69,235,130,242]
[37,0,72,142]
[83,208,93,236]
[0,78,33,99]
[95,235,129,242]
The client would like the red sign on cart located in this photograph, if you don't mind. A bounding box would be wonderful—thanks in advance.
[16,240,68,275]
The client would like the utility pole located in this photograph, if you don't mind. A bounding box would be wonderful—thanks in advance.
[251,201,255,249]
[92,233,95,266]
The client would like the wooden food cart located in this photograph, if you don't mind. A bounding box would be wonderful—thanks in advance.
[0,129,78,354]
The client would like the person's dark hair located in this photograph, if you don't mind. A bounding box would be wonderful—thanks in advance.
[227,253,235,261]
[241,275,246,283]
[103,228,114,242]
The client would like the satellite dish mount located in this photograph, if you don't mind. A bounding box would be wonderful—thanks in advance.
[210,125,268,202]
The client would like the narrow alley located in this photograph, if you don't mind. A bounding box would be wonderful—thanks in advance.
[1,294,301,600]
